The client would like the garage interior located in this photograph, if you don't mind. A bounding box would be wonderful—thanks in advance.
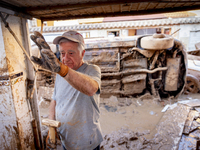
[0,0,200,150]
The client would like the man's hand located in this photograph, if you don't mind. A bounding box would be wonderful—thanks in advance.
[30,31,68,77]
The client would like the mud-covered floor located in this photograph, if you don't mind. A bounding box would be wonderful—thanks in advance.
[99,96,164,138]
[99,94,200,135]
[39,93,200,150]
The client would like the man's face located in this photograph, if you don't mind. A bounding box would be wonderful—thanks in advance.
[59,41,85,70]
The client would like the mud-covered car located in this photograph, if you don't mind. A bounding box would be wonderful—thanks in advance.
[84,34,187,100]
[185,54,200,94]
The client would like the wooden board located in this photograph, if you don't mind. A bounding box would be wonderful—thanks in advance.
[183,110,199,134]
[151,103,190,150]
[178,99,200,107]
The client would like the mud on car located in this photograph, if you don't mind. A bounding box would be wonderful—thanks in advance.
[185,46,200,94]
[84,34,187,100]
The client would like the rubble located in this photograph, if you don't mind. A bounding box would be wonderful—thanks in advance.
[99,96,200,150]
[37,87,200,150]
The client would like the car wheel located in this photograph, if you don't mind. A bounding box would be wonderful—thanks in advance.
[184,74,199,94]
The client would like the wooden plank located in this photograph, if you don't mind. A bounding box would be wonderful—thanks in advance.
[189,120,200,132]
[151,103,190,150]
[195,107,200,112]
[178,134,198,150]
[183,110,199,134]
[178,99,200,107]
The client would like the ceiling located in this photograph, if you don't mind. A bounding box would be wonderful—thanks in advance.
[0,0,200,21]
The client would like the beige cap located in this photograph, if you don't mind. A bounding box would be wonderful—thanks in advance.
[53,30,85,47]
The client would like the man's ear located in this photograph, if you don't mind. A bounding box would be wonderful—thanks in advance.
[82,50,85,57]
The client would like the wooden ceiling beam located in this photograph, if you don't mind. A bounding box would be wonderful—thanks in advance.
[93,8,99,14]
[40,4,200,21]
[0,1,32,19]
[111,5,114,13]
[171,2,178,8]
[162,3,169,9]
[101,6,106,13]
[129,3,132,11]
[25,0,168,12]
[145,3,150,10]
[153,3,160,9]
[137,3,140,11]
[84,9,90,15]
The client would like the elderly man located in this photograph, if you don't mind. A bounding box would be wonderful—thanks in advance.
[31,31,103,150]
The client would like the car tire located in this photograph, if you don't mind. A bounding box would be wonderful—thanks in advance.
[140,34,174,50]
[184,74,199,94]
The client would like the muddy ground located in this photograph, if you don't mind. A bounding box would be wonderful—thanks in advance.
[39,91,200,150]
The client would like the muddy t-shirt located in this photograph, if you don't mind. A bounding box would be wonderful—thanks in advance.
[52,63,103,150]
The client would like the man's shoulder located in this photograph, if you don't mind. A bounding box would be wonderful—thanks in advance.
[86,63,100,69]
[83,63,100,71]
[81,63,101,77]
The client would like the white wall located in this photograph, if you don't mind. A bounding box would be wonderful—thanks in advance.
[90,30,101,38]
[54,20,79,26]
[173,24,200,51]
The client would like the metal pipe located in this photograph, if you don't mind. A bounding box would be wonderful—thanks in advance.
[171,28,180,36]
[102,67,168,77]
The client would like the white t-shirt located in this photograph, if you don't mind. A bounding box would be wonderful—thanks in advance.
[52,63,103,150]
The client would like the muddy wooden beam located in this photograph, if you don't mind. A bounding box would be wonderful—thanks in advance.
[183,110,199,134]
[151,103,190,150]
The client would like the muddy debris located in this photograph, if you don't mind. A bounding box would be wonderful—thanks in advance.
[100,128,151,150]
[38,91,200,149]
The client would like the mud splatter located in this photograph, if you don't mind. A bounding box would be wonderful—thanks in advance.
[2,125,21,150]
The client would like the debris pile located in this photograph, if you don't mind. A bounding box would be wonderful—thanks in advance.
[178,99,200,150]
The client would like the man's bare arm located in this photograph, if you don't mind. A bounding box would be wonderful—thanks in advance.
[64,68,99,96]
[48,100,56,120]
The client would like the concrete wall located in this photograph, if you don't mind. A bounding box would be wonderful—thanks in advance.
[174,23,200,51]
[0,15,36,150]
